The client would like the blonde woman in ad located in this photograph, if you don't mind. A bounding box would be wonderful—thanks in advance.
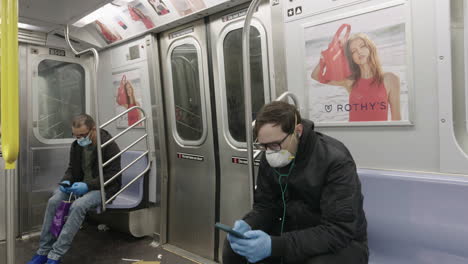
[311,33,401,122]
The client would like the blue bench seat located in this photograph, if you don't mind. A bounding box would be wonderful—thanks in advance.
[359,169,468,264]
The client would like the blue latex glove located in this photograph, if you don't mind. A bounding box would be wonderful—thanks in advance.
[69,182,89,196]
[230,230,271,263]
[59,180,71,194]
[227,220,251,243]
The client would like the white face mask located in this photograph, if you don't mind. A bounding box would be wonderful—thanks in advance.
[266,149,295,168]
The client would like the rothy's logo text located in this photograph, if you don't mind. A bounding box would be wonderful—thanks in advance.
[324,102,387,112]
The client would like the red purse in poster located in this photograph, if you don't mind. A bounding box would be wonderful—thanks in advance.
[117,75,128,105]
[318,24,352,83]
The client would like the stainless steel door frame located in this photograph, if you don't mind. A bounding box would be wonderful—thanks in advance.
[18,44,93,234]
[159,20,217,260]
[208,3,273,257]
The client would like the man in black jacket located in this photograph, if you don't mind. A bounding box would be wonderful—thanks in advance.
[27,114,121,264]
[223,101,368,264]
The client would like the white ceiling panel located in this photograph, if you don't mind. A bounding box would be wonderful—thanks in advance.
[19,0,112,26]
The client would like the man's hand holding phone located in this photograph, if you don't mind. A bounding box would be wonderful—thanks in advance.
[222,220,272,263]
[227,220,251,241]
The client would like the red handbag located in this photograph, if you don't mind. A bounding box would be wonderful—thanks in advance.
[117,75,128,105]
[318,24,352,83]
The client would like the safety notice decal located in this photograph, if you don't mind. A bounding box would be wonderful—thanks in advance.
[232,157,260,166]
[177,152,204,162]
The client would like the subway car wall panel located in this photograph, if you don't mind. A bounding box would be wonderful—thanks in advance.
[1,0,468,264]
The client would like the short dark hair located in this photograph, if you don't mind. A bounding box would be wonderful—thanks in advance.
[72,114,96,129]
[254,101,301,138]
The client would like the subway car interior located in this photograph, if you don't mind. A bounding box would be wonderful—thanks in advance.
[2,0,468,263]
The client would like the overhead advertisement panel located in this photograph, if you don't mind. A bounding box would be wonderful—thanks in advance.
[73,0,242,46]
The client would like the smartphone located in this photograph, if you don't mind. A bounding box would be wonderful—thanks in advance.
[215,223,247,239]
[58,182,71,187]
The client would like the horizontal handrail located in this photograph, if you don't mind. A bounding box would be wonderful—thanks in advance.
[101,117,146,148]
[104,150,149,187]
[254,150,262,160]
[102,134,147,168]
[275,91,300,107]
[251,91,301,128]
[105,161,151,204]
[100,106,146,128]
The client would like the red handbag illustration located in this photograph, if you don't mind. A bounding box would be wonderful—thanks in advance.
[318,24,352,84]
[117,75,128,105]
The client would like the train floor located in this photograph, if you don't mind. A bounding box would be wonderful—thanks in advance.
[0,221,160,264]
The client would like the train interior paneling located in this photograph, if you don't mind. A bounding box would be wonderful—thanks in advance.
[2,0,468,263]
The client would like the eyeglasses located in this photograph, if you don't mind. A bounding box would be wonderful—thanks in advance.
[253,133,291,151]
[72,131,90,139]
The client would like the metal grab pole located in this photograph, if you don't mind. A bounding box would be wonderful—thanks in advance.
[64,25,106,211]
[1,0,20,263]
[242,0,263,207]
[6,170,16,264]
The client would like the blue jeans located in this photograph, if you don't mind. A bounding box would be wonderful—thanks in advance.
[37,189,102,260]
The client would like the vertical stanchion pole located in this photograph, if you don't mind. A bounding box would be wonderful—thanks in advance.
[6,170,16,264]
[242,0,263,207]
[1,0,20,262]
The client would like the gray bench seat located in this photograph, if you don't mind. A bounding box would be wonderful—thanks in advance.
[359,169,468,264]
[106,150,148,209]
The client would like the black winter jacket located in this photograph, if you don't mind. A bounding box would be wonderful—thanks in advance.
[243,120,367,263]
[62,129,121,199]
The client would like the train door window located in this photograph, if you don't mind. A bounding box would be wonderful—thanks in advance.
[221,23,269,145]
[35,59,85,143]
[450,0,468,152]
[169,40,207,144]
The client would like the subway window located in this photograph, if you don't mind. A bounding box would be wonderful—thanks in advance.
[223,27,265,143]
[37,59,85,141]
[171,43,204,141]
[450,0,468,151]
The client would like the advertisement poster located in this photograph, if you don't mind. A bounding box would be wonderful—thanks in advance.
[83,0,214,45]
[124,1,156,30]
[94,19,123,44]
[304,4,410,124]
[114,69,145,128]
[91,0,157,44]
[148,0,171,16]
[169,0,206,16]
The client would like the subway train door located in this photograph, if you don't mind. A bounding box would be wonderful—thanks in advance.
[159,20,216,259]
[18,44,91,234]
[209,4,272,255]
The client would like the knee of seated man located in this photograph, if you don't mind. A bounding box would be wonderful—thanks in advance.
[70,198,93,212]
[48,194,64,207]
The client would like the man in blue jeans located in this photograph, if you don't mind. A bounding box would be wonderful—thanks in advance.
[27,114,121,264]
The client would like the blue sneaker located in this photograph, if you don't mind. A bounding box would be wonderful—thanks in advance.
[46,259,60,264]
[27,254,47,264]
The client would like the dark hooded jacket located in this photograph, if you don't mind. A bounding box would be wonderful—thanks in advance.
[61,129,121,199]
[243,120,367,263]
